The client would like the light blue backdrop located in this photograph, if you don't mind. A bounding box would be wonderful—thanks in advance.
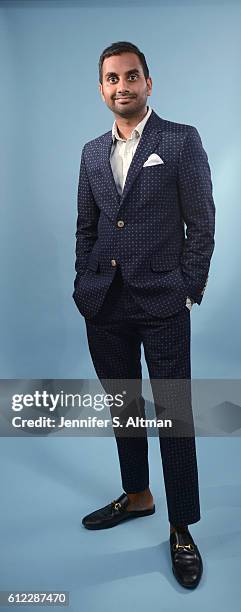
[0,3,241,612]
[1,0,241,378]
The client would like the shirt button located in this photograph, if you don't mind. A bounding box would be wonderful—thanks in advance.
[117,220,124,228]
[111,259,117,267]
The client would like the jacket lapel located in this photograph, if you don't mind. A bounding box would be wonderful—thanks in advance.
[100,135,121,204]
[120,112,164,205]
[99,110,166,216]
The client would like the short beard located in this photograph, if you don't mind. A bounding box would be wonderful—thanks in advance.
[110,98,147,119]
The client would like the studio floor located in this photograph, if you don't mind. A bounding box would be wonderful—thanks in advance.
[0,436,240,611]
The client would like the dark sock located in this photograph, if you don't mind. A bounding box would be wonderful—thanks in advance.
[170,524,189,534]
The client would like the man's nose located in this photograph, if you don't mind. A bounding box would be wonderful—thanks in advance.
[116,78,130,93]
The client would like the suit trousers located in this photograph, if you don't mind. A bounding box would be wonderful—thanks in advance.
[85,266,201,526]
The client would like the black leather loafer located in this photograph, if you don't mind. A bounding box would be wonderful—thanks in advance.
[82,492,155,530]
[170,529,203,589]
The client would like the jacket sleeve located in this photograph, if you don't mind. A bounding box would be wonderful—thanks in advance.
[74,145,100,290]
[178,127,215,304]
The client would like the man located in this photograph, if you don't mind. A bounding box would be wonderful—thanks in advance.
[73,41,215,589]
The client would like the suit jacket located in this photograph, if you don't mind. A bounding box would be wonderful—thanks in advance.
[73,109,215,319]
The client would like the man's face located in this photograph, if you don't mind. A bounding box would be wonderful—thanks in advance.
[99,52,152,118]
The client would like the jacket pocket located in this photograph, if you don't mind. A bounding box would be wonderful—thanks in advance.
[87,249,100,272]
[150,254,181,272]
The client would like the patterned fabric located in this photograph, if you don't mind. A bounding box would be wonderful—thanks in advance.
[73,109,215,321]
[110,105,153,193]
[85,268,201,526]
[110,105,193,311]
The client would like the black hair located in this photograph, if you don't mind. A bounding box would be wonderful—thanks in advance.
[99,41,149,84]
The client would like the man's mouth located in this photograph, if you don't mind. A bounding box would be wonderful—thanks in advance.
[114,98,134,105]
[115,96,135,100]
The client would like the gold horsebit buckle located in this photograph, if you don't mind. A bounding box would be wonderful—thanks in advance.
[111,500,122,511]
[173,543,195,552]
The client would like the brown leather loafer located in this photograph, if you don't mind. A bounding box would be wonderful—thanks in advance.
[82,492,155,530]
[170,528,203,589]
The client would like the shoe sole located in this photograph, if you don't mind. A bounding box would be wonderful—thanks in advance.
[82,505,155,530]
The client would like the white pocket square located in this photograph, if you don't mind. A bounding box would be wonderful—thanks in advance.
[143,153,164,167]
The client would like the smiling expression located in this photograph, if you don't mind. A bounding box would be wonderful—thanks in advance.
[99,52,152,118]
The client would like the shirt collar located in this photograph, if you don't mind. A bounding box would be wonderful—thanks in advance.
[112,105,152,143]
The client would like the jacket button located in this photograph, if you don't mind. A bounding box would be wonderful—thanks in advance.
[111,259,117,267]
[117,220,124,228]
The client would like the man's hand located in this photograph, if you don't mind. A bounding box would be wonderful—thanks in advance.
[186,296,194,311]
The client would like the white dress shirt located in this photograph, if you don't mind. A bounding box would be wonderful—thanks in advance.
[110,105,153,194]
[110,106,193,310]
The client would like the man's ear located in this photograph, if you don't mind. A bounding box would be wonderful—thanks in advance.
[147,77,152,96]
[99,83,105,102]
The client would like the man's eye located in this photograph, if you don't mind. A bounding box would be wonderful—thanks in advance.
[108,74,138,83]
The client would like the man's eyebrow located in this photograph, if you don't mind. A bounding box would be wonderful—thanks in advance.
[105,69,141,78]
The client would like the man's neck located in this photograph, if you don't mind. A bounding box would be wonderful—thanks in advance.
[114,106,148,140]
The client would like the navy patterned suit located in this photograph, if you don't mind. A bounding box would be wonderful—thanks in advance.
[73,109,215,526]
